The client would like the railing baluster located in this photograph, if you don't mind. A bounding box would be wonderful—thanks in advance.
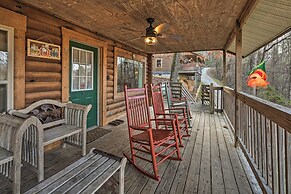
[264,116,268,185]
[277,124,281,194]
[284,129,287,194]
[271,121,275,193]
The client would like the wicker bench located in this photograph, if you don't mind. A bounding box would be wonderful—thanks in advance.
[9,99,92,156]
[24,148,127,194]
[0,114,43,194]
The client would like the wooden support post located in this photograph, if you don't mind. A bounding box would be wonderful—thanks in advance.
[147,53,153,85]
[223,50,227,86]
[14,30,26,109]
[147,53,153,105]
[210,83,214,114]
[235,21,242,147]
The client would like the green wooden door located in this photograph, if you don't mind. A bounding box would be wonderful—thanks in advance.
[69,41,98,128]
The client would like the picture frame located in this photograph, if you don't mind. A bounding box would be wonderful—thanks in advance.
[27,39,61,60]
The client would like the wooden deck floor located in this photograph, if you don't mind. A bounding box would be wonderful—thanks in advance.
[0,104,261,194]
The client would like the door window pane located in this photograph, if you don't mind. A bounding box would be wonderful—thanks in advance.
[72,63,79,76]
[79,64,86,76]
[71,47,94,91]
[80,50,86,64]
[80,77,86,89]
[87,64,92,76]
[73,77,79,90]
[87,78,92,89]
[87,52,92,64]
[73,49,79,63]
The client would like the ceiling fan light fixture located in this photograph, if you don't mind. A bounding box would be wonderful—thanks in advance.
[144,36,158,45]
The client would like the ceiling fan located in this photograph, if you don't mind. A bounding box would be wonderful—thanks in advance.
[125,18,183,46]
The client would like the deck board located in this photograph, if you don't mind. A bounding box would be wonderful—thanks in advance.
[0,104,261,194]
[210,113,225,194]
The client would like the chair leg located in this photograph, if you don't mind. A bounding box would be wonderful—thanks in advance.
[129,139,136,164]
[173,133,182,160]
[175,121,184,147]
[183,121,190,137]
[149,134,159,180]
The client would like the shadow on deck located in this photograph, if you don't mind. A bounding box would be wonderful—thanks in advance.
[0,103,261,194]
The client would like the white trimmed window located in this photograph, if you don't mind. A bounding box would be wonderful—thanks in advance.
[116,56,144,93]
[156,58,162,68]
[0,25,14,113]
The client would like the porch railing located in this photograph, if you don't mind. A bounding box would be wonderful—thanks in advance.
[223,86,291,194]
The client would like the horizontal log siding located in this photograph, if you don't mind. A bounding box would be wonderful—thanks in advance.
[25,16,62,105]
[106,45,125,120]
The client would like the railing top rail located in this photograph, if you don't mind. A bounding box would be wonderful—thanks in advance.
[223,86,291,132]
[223,86,235,96]
[237,92,291,132]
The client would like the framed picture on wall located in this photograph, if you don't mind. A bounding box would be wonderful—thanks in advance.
[27,39,61,60]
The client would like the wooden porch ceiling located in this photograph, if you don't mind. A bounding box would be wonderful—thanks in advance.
[20,0,249,53]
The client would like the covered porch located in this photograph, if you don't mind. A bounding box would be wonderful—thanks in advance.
[0,0,290,193]
[0,105,261,193]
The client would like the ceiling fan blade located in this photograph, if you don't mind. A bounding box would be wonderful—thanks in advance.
[154,23,171,34]
[160,34,184,41]
[120,26,143,33]
[124,36,144,42]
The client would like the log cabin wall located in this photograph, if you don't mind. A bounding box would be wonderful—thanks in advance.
[106,45,124,122]
[0,1,150,126]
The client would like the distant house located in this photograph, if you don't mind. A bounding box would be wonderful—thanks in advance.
[152,53,173,78]
[152,52,205,78]
[152,52,205,93]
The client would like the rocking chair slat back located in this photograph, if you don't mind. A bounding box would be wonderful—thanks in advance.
[151,85,165,115]
[124,85,151,129]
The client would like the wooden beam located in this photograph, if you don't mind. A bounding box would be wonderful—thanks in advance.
[235,21,242,147]
[224,0,260,50]
[0,7,26,31]
[223,50,227,85]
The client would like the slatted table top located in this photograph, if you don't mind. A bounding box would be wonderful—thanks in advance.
[24,149,123,194]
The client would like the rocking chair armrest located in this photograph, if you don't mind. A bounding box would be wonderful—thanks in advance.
[155,118,177,122]
[155,113,177,119]
[165,107,186,112]
[130,125,151,132]
[154,118,177,127]
[172,97,187,102]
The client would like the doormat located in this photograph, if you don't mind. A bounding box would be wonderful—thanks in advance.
[86,127,111,144]
[108,119,124,126]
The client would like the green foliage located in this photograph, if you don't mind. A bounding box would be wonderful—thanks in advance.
[257,86,291,108]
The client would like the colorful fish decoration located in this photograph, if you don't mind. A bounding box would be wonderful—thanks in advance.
[247,61,269,88]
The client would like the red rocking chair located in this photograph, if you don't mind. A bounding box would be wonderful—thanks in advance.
[124,84,182,181]
[150,84,190,147]
[163,82,192,127]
